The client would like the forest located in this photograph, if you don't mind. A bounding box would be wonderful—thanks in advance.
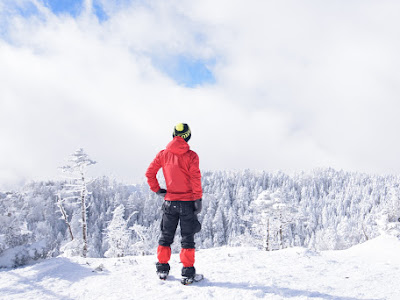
[1,159,400,268]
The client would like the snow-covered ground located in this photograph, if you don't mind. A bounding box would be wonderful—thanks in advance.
[0,234,399,300]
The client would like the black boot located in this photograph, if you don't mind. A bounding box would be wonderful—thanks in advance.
[181,267,196,285]
[156,262,170,280]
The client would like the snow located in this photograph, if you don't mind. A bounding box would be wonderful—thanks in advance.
[0,234,399,300]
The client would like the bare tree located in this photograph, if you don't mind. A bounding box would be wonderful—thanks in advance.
[56,193,74,241]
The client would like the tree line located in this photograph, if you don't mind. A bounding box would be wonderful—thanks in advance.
[1,150,399,268]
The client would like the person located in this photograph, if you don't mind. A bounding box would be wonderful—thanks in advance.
[145,123,203,282]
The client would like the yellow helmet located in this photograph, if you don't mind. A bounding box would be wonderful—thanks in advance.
[173,123,191,142]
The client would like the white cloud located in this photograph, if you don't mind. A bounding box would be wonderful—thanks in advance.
[1,0,400,189]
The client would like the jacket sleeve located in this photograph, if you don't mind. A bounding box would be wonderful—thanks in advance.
[145,151,163,193]
[189,152,203,200]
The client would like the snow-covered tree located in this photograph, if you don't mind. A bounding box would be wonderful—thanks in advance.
[251,189,299,250]
[104,204,131,258]
[59,148,96,257]
[56,193,74,241]
[250,190,273,250]
[386,186,400,223]
[4,167,400,268]
[212,207,226,246]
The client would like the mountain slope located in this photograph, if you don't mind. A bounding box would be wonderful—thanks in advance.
[0,234,399,300]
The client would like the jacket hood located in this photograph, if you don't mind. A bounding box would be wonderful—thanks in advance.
[166,136,190,155]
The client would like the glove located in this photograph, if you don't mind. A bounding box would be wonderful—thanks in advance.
[194,198,202,215]
[156,188,167,197]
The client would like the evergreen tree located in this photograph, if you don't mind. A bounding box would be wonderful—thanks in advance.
[104,204,131,258]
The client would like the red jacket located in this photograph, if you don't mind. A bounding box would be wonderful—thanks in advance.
[145,136,202,201]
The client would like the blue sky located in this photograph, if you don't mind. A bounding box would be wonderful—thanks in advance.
[152,55,215,87]
[14,0,106,19]
[45,0,83,17]
[43,0,108,22]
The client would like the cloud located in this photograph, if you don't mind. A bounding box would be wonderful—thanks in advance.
[1,0,400,189]
[183,0,400,171]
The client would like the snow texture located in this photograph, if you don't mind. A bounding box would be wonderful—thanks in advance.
[0,234,399,300]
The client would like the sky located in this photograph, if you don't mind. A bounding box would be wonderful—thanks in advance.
[1,0,400,189]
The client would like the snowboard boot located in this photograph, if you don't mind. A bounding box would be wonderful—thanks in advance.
[181,266,196,285]
[156,262,170,280]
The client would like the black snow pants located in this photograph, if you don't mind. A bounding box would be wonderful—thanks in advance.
[159,200,201,249]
